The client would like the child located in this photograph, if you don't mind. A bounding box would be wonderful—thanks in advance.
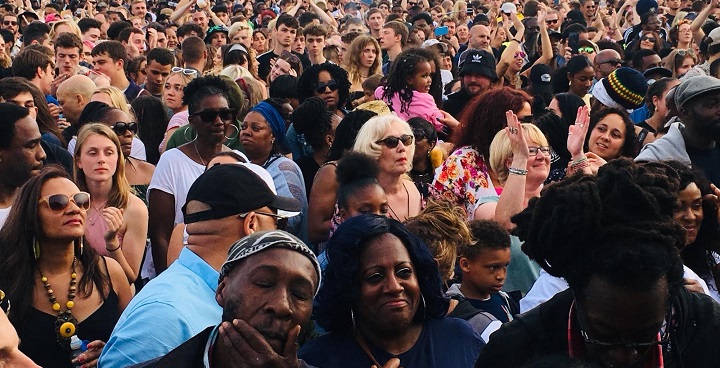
[375,51,447,132]
[446,220,520,326]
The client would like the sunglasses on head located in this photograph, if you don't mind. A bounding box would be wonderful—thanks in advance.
[314,80,339,93]
[192,108,235,122]
[40,192,91,212]
[376,134,414,148]
[111,122,138,135]
[171,66,198,75]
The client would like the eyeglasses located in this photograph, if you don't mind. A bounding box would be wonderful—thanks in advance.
[171,66,198,75]
[191,108,236,122]
[252,211,288,230]
[314,80,339,93]
[40,192,91,212]
[375,134,414,148]
[3,21,17,26]
[578,47,595,54]
[641,36,656,42]
[528,146,551,155]
[577,303,673,352]
[111,122,138,135]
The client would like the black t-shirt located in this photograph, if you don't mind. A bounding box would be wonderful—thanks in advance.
[256,49,310,81]
[688,145,720,186]
[467,293,511,323]
[295,155,320,200]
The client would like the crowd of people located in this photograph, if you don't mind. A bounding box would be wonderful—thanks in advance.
[2,0,720,366]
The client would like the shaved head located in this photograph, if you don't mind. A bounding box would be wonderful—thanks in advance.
[57,75,97,124]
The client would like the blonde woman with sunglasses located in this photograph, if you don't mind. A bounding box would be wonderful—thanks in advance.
[159,67,198,153]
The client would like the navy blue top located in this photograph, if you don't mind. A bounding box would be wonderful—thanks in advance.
[299,318,484,368]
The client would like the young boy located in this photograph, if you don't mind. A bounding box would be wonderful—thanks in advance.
[447,220,520,324]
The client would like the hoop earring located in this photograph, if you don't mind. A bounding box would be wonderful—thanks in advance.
[224,124,239,140]
[33,237,40,260]
[350,308,356,331]
[420,293,426,321]
[184,127,197,142]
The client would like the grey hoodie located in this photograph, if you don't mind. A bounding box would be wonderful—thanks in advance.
[635,122,692,166]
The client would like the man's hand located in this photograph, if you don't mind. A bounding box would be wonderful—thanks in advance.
[218,319,301,368]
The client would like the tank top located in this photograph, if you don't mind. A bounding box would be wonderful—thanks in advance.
[17,258,120,368]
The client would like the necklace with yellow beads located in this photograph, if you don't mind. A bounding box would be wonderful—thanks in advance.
[37,256,78,350]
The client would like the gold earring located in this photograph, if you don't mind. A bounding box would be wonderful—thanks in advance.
[33,237,40,260]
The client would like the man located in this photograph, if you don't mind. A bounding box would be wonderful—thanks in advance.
[54,33,84,76]
[444,50,498,119]
[544,9,560,31]
[631,49,661,73]
[580,0,595,24]
[468,24,492,52]
[118,27,146,57]
[180,36,207,73]
[91,40,149,102]
[191,9,209,33]
[303,24,328,65]
[131,0,147,18]
[257,14,301,81]
[78,18,102,43]
[56,75,96,131]
[365,8,384,38]
[12,48,55,95]
[130,230,320,367]
[21,21,51,48]
[379,21,408,74]
[637,76,720,185]
[100,163,302,367]
[176,23,203,44]
[0,103,46,228]
[410,12,433,40]
[593,49,622,80]
[212,4,230,25]
[142,48,174,97]
[682,28,720,80]
[1,14,17,36]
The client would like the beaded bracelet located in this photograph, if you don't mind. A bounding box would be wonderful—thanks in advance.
[571,157,588,166]
[508,167,528,176]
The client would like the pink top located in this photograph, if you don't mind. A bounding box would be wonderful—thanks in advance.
[85,209,126,256]
[375,86,444,131]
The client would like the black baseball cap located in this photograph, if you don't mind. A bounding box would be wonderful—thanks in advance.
[182,164,301,224]
[529,63,553,95]
[459,49,499,82]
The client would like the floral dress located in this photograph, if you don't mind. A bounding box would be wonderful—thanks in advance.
[431,145,496,220]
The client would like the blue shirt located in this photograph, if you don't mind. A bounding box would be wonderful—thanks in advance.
[299,318,484,368]
[98,247,222,368]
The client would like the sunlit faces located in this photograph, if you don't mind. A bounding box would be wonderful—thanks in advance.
[340,184,389,221]
[292,33,305,54]
[407,61,432,93]
[676,56,695,77]
[270,58,294,81]
[240,111,274,161]
[305,34,325,58]
[0,116,45,188]
[275,24,297,48]
[376,120,414,175]
[162,73,187,111]
[38,177,86,241]
[312,70,340,110]
[76,133,119,183]
[588,113,626,161]
[674,182,703,246]
[569,66,594,97]
[459,247,511,300]
[360,44,378,68]
[92,53,123,79]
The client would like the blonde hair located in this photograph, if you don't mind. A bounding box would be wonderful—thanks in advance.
[489,123,549,185]
[404,199,473,282]
[228,21,252,40]
[346,35,382,86]
[74,123,131,209]
[50,19,82,40]
[93,86,132,116]
[220,65,266,107]
[353,115,415,171]
[663,49,698,78]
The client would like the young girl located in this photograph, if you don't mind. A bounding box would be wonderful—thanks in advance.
[376,51,452,134]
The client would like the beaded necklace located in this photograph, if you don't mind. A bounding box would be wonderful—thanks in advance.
[38,257,78,350]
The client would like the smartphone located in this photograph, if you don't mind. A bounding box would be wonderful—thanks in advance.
[434,26,449,37]
[466,9,473,15]
[568,32,580,54]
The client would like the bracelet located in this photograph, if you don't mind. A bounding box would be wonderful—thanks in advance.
[570,157,588,166]
[106,243,121,252]
[571,161,590,171]
[508,167,528,176]
[509,38,520,43]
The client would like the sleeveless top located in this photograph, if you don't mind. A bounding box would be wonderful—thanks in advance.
[17,258,120,368]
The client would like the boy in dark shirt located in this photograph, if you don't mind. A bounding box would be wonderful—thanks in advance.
[446,220,519,323]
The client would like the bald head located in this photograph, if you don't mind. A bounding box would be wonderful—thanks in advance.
[57,75,97,124]
[594,49,622,79]
[469,25,491,50]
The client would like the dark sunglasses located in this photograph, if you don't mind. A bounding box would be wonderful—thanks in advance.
[40,192,91,212]
[413,129,428,141]
[598,59,622,67]
[641,37,656,42]
[545,19,558,24]
[111,122,138,135]
[376,134,414,148]
[192,108,235,122]
[254,211,288,230]
[3,21,17,25]
[314,80,339,93]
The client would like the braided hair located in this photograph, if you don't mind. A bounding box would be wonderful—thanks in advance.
[382,50,432,115]
[511,159,685,300]
[292,97,333,151]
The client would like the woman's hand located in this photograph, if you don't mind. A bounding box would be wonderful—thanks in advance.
[567,105,590,159]
[684,278,705,294]
[506,110,529,159]
[72,340,105,368]
[102,207,125,244]
[438,110,460,129]
[585,152,606,175]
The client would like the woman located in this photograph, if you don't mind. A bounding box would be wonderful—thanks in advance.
[148,76,234,273]
[252,29,268,54]
[636,30,663,53]
[70,102,147,162]
[353,115,422,222]
[91,87,132,116]
[584,107,637,162]
[299,215,483,367]
[638,78,680,135]
[307,109,376,245]
[452,0,471,26]
[126,56,147,86]
[49,19,82,41]
[0,165,132,368]
[297,63,351,118]
[292,97,337,196]
[74,124,148,284]
[268,50,302,83]
[345,35,382,104]
[664,49,697,78]
[551,55,594,102]
[407,117,438,186]
[113,102,157,202]
[670,19,693,50]
[432,87,532,220]
[131,95,168,165]
[540,93,589,183]
[159,67,198,153]
[240,99,308,242]
[204,45,223,76]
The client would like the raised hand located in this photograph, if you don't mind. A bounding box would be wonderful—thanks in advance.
[567,105,590,158]
[505,110,529,159]
[102,207,125,244]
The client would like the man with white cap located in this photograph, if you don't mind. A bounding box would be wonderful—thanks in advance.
[130,230,321,367]
[100,164,302,368]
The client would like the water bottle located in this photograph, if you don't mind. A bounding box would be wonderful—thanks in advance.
[70,335,85,367]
